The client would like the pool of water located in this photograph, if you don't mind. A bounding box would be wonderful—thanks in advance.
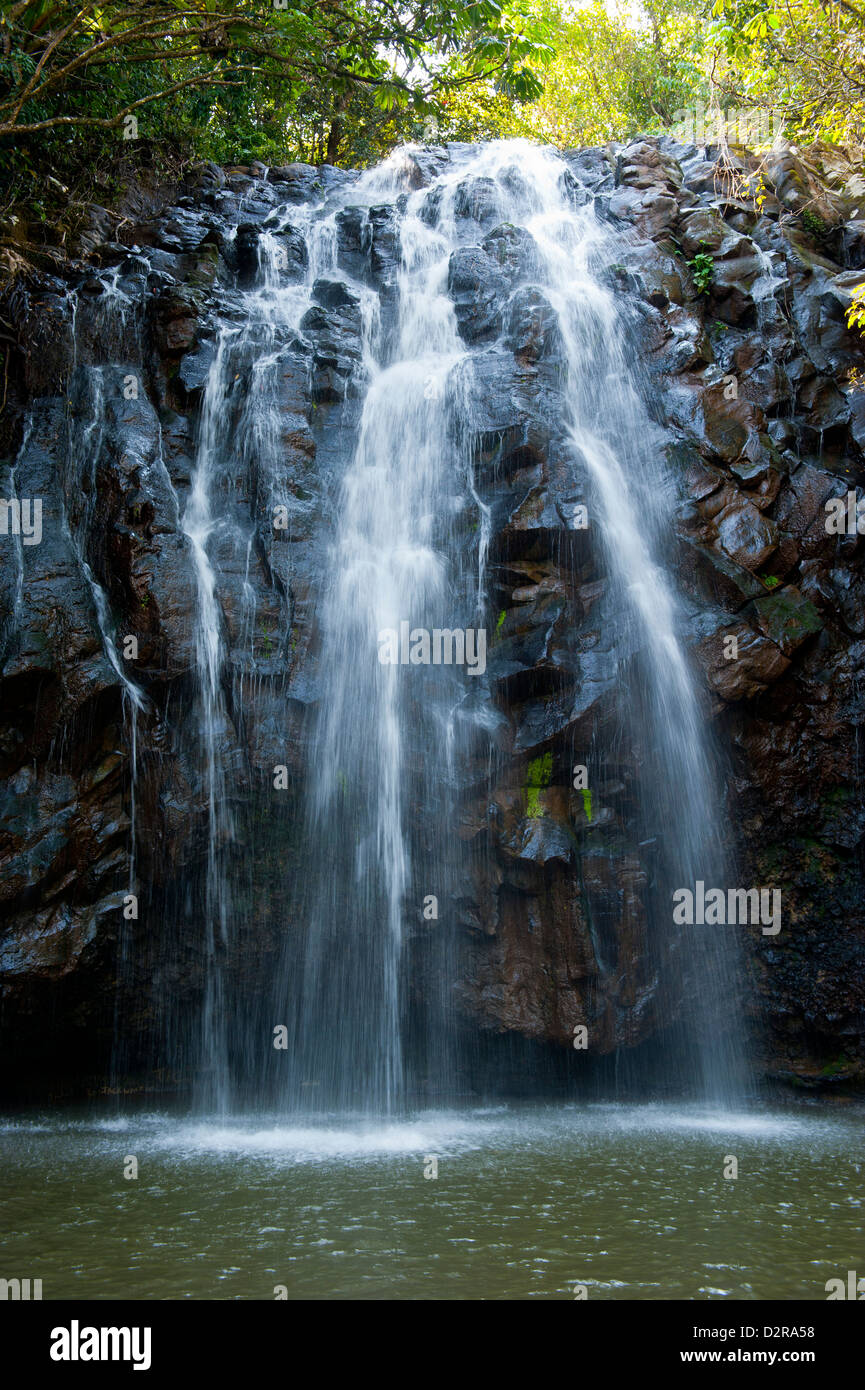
[1,1101,861,1299]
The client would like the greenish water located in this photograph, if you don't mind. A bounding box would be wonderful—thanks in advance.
[0,1102,861,1300]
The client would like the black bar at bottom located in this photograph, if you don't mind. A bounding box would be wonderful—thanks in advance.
[3,1298,857,1375]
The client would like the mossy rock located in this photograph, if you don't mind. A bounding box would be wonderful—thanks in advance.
[751,586,823,655]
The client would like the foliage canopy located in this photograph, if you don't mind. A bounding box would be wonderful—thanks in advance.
[0,0,861,218]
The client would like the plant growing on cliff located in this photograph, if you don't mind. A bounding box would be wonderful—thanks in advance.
[801,206,833,244]
[525,751,552,818]
[847,284,865,337]
[689,249,715,294]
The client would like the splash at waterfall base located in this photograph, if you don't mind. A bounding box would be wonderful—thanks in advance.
[0,135,863,1105]
[1,1102,862,1300]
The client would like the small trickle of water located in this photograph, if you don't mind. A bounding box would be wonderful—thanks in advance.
[180,226,327,1110]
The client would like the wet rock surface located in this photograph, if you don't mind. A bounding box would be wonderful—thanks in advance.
[1,138,864,1096]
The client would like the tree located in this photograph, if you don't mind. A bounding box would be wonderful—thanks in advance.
[707,0,865,144]
[435,0,706,148]
[0,0,552,151]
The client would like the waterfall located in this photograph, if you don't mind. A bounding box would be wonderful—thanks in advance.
[182,334,236,1112]
[272,140,745,1113]
[284,182,470,1112]
[63,370,146,715]
[179,226,316,1110]
[12,132,865,1310]
[33,139,745,1111]
[1,420,29,644]
[513,157,745,1100]
[57,365,147,1091]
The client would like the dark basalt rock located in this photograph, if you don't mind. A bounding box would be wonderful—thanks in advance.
[448,245,508,343]
[299,290,362,402]
[454,176,504,229]
[504,288,563,363]
[266,163,322,203]
[270,224,308,280]
[233,222,261,286]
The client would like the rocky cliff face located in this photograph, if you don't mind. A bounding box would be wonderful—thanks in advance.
[1,137,863,1098]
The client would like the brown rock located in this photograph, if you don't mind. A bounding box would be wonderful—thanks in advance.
[715,498,779,571]
[696,621,790,699]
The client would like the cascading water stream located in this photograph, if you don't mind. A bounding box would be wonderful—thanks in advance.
[180,223,336,1109]
[58,364,148,1088]
[521,177,745,1100]
[280,140,746,1114]
[63,371,147,710]
[284,181,471,1113]
[54,139,745,1113]
[1,419,29,643]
